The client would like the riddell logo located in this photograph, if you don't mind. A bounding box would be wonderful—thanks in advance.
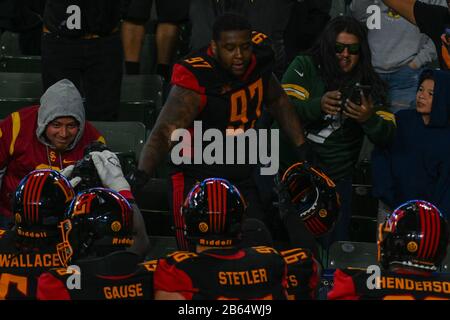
[170,121,279,175]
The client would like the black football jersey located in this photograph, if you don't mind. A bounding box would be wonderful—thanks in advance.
[329,268,450,300]
[280,248,319,300]
[37,251,156,300]
[0,229,63,299]
[170,32,275,181]
[154,246,287,300]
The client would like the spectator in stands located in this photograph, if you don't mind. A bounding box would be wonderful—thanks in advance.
[351,0,442,114]
[381,0,450,70]
[0,79,104,227]
[276,16,396,244]
[328,200,450,300]
[37,188,154,300]
[372,69,450,223]
[187,0,295,78]
[41,0,123,120]
[154,178,288,300]
[121,0,187,81]
[0,169,74,299]
[130,13,311,251]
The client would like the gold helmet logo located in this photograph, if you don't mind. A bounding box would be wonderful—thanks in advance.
[15,213,21,224]
[407,241,418,253]
[111,221,122,232]
[319,209,328,218]
[199,222,209,233]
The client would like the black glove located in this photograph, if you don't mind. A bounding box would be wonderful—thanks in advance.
[294,142,317,165]
[126,168,150,198]
[273,173,295,222]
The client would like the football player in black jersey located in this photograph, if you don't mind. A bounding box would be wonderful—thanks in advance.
[0,169,74,299]
[154,178,288,300]
[130,13,313,250]
[37,188,156,300]
[328,200,450,300]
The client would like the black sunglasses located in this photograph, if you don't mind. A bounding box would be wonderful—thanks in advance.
[335,42,360,55]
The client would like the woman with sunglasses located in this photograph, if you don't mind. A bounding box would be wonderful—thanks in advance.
[274,16,396,246]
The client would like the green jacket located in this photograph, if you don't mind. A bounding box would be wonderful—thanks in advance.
[275,55,396,181]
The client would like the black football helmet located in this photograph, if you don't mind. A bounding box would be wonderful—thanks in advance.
[13,169,75,239]
[378,200,449,272]
[181,178,247,247]
[281,162,340,237]
[57,188,134,267]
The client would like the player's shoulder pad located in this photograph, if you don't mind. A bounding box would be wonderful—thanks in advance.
[165,251,199,265]
[139,259,158,272]
[280,247,314,265]
[252,246,280,255]
[0,229,7,239]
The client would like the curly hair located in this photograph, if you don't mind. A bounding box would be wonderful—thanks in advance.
[307,16,387,105]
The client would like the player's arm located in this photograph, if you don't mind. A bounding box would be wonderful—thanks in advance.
[382,0,417,24]
[265,74,306,147]
[155,290,186,300]
[138,85,201,176]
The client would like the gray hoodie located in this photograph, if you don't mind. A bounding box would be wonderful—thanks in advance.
[36,79,85,151]
[350,0,444,73]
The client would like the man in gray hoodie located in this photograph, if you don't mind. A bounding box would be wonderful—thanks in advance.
[0,79,150,256]
[0,79,105,224]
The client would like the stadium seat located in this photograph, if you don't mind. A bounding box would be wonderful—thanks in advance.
[0,55,42,73]
[327,241,378,269]
[120,74,163,129]
[0,73,163,128]
[91,121,146,161]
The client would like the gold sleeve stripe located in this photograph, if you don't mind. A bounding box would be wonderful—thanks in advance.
[376,111,396,125]
[9,112,21,155]
[0,128,2,138]
[282,84,310,101]
[97,136,106,145]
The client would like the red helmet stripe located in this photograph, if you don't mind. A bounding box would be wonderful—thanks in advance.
[222,183,227,233]
[213,181,218,233]
[33,172,49,224]
[418,205,431,259]
[417,206,426,258]
[28,172,42,223]
[207,182,213,232]
[217,181,222,232]
[306,217,327,236]
[23,173,33,223]
[429,209,440,259]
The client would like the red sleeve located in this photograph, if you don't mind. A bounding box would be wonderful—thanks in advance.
[154,259,197,300]
[327,269,359,300]
[308,258,320,299]
[171,64,207,111]
[37,272,71,300]
[0,115,13,169]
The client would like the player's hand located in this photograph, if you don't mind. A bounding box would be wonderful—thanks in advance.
[273,173,295,221]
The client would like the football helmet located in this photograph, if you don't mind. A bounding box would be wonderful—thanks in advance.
[378,200,449,271]
[281,162,340,237]
[13,169,75,239]
[181,178,247,247]
[57,188,134,267]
